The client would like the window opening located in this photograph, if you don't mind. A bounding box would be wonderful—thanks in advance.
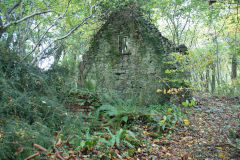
[119,36,129,54]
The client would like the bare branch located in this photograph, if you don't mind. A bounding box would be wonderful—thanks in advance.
[2,10,52,30]
[54,5,94,41]
[28,0,71,58]
[0,16,5,38]
[179,12,191,42]
[6,0,22,14]
[0,16,3,28]
[21,4,95,63]
[31,40,64,64]
[166,18,175,41]
[189,19,200,48]
[32,21,42,31]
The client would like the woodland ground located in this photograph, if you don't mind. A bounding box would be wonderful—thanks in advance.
[32,93,240,160]
[131,94,240,160]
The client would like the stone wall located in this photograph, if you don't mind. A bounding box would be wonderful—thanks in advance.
[79,9,185,105]
[81,20,172,105]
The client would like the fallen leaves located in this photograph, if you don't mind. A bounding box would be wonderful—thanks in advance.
[137,148,142,153]
[15,147,24,155]
[24,153,40,160]
[218,152,225,158]
[184,119,190,125]
[24,94,240,159]
[33,144,47,153]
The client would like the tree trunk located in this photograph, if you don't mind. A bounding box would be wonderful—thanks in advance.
[0,28,3,39]
[213,29,220,86]
[0,16,4,39]
[200,73,204,90]
[205,65,210,92]
[53,44,64,66]
[216,41,220,86]
[73,52,78,87]
[78,59,86,88]
[231,53,237,80]
[211,63,216,94]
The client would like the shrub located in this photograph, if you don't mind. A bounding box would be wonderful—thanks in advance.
[0,48,84,159]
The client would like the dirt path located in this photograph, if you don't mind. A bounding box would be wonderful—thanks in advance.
[186,94,240,159]
[135,94,240,159]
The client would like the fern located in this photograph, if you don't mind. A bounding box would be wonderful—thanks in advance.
[0,48,85,159]
[102,127,136,148]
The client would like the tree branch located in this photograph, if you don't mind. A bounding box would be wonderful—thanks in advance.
[28,0,71,58]
[0,16,5,38]
[6,0,22,14]
[179,12,191,42]
[54,5,94,41]
[0,16,3,29]
[189,19,200,48]
[2,10,52,30]
[32,40,64,64]
[21,4,95,63]
[4,0,22,21]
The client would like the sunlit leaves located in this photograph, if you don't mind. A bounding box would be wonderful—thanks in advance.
[224,9,240,34]
[183,119,190,125]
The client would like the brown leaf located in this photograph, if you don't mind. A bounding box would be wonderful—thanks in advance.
[24,153,40,160]
[56,138,62,147]
[65,140,70,147]
[181,153,188,160]
[33,144,47,152]
[15,147,24,155]
[54,132,58,137]
[66,155,77,160]
[56,152,66,160]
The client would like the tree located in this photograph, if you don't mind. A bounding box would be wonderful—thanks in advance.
[0,0,96,68]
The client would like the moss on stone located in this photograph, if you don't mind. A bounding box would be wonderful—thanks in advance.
[79,7,188,105]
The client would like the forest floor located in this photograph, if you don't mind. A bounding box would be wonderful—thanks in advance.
[132,94,240,160]
[29,94,240,160]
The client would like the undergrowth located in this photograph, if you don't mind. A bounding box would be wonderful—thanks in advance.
[44,93,187,159]
[0,48,84,159]
[0,48,187,159]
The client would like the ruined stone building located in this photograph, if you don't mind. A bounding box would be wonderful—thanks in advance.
[79,8,187,105]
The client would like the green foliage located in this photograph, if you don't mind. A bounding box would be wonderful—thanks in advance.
[62,93,189,155]
[69,129,99,151]
[98,93,187,134]
[2,0,239,158]
[0,119,53,159]
[100,127,136,148]
[182,98,196,107]
[228,120,240,152]
[69,127,137,154]
[148,104,186,132]
[216,78,240,97]
[228,105,240,152]
[68,88,101,107]
[98,104,130,129]
[0,48,84,159]
[97,93,145,130]
[83,79,97,91]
